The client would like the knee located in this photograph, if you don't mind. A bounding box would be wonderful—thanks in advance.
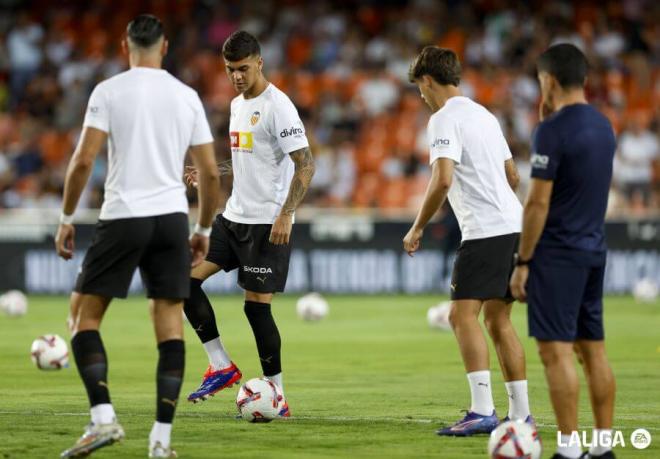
[448,302,476,329]
[537,343,570,367]
[245,291,273,304]
[483,313,507,338]
[483,302,513,336]
[447,303,459,328]
[75,316,102,334]
[76,307,104,330]
[575,342,610,372]
[67,293,82,334]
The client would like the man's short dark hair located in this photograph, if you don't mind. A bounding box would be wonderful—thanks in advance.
[222,31,261,61]
[127,14,164,48]
[536,43,588,89]
[408,46,461,86]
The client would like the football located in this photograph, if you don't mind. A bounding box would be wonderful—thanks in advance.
[296,292,329,321]
[427,301,452,331]
[30,334,69,370]
[488,420,542,459]
[0,290,28,317]
[236,377,284,423]
[632,278,658,303]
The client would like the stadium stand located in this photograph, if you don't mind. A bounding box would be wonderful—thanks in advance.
[0,0,657,215]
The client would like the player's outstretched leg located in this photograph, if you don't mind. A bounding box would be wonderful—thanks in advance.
[243,292,289,417]
[483,300,533,425]
[148,299,186,458]
[62,295,125,458]
[185,266,242,403]
[437,299,498,436]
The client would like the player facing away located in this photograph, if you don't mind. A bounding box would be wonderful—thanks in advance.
[510,44,617,459]
[182,31,315,412]
[54,15,220,458]
[403,46,532,436]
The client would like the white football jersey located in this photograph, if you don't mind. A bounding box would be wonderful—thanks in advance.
[83,67,213,220]
[427,96,522,241]
[223,84,309,224]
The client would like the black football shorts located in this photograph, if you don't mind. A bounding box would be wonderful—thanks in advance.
[206,214,291,293]
[450,232,519,302]
[74,213,191,299]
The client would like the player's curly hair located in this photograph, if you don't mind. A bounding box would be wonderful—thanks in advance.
[126,14,164,48]
[409,46,461,86]
[222,31,261,61]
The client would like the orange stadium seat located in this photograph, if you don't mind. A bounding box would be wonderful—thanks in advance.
[377,178,410,209]
[352,172,381,208]
[38,130,70,166]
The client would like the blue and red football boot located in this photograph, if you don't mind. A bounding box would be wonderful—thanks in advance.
[436,410,499,436]
[187,362,242,403]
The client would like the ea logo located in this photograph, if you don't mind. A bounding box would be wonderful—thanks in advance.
[630,429,651,449]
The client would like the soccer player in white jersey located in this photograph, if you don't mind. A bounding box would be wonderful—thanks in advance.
[55,15,219,458]
[403,46,532,436]
[182,31,315,414]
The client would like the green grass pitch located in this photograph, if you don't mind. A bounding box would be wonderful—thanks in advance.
[0,294,658,458]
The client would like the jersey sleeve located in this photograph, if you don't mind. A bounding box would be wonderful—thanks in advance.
[270,96,309,154]
[190,95,214,146]
[499,130,513,160]
[428,114,461,164]
[83,84,110,133]
[531,121,561,180]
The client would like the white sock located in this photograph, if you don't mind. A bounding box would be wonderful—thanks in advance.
[203,338,231,370]
[90,403,116,425]
[590,429,612,456]
[466,370,494,416]
[268,373,284,393]
[505,380,530,420]
[149,421,172,449]
[557,433,582,458]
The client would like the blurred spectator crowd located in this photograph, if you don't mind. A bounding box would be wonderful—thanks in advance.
[0,0,658,216]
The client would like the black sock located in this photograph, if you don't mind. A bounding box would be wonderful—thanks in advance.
[244,301,281,376]
[71,330,111,407]
[184,278,220,343]
[156,339,185,424]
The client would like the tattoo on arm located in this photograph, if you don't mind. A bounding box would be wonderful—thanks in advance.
[218,159,233,176]
[281,147,315,216]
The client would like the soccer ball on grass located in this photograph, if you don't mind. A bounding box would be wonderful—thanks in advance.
[487,420,542,459]
[0,290,28,316]
[30,334,69,370]
[427,301,452,331]
[296,292,329,321]
[632,278,658,302]
[236,377,284,423]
